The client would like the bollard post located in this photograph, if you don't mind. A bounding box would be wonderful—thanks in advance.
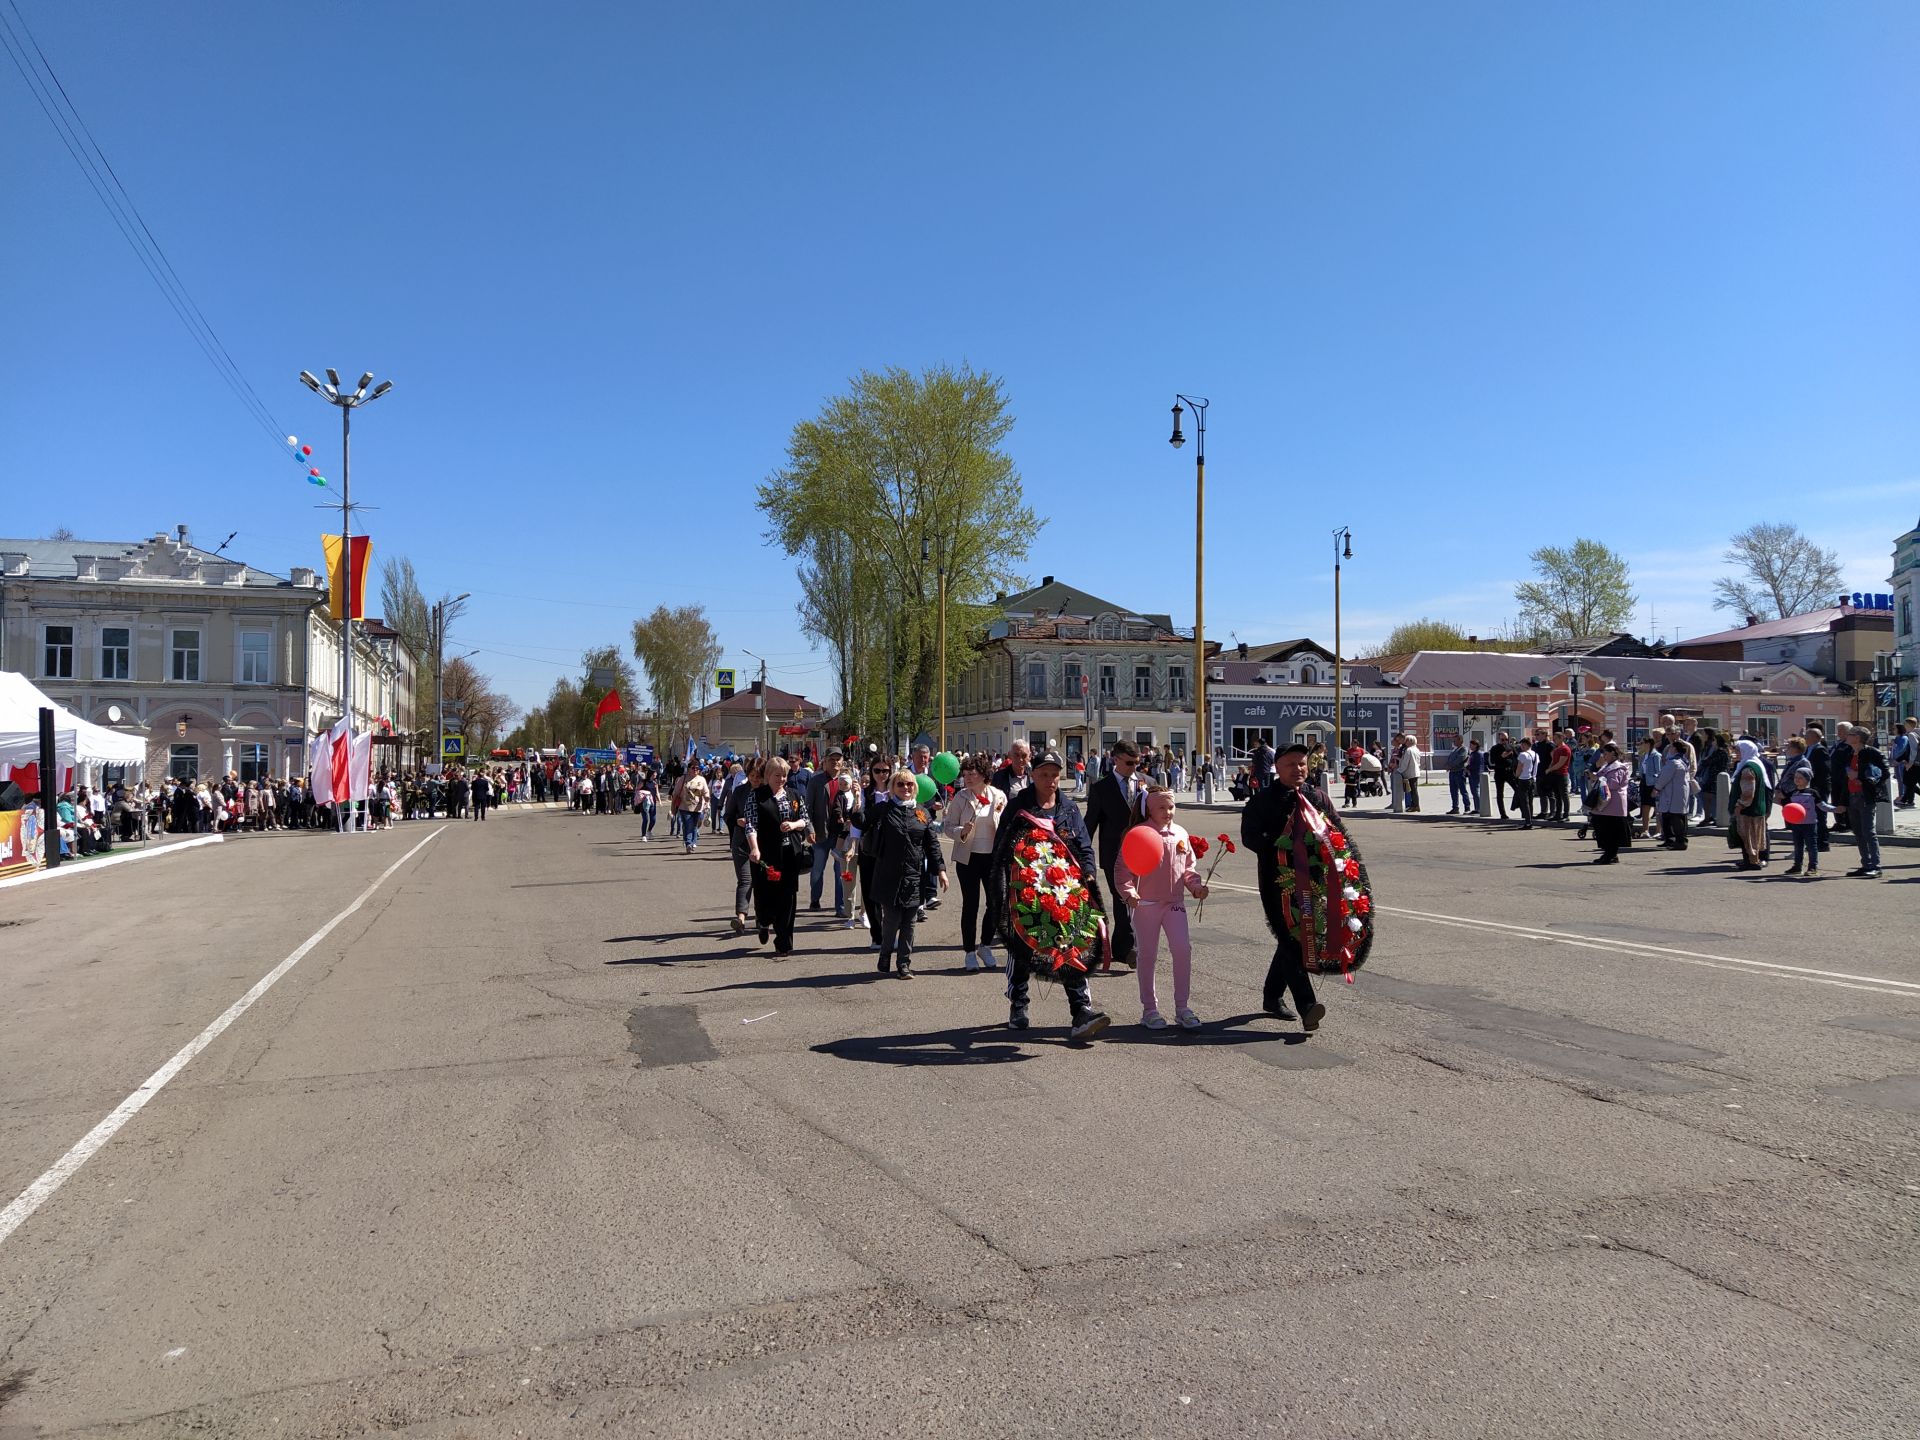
[1476,771,1491,818]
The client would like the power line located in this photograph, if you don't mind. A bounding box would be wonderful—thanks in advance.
[0,0,301,464]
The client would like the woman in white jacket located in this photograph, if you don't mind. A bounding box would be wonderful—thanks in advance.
[941,753,1008,971]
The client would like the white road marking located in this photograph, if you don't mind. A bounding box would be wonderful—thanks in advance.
[0,826,446,1249]
[742,1012,778,1025]
[0,834,223,891]
[1202,881,1920,999]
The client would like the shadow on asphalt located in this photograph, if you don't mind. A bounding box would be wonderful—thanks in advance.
[812,1013,1310,1066]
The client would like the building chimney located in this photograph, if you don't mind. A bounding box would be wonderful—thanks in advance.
[1744,614,1760,628]
[1467,634,1479,644]
[1041,575,1054,587]
[176,524,189,544]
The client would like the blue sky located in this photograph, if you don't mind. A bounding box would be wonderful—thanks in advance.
[4,1,1915,717]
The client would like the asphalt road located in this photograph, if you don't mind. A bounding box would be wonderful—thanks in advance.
[1,799,1916,1438]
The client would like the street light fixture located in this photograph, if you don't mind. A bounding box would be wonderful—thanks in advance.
[1626,672,1641,744]
[923,534,949,756]
[1168,395,1208,768]
[433,592,473,771]
[299,365,394,819]
[1565,658,1586,732]
[1333,527,1352,755]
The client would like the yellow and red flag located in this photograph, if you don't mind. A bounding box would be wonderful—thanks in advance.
[321,534,372,621]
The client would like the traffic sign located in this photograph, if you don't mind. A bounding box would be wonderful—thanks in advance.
[442,733,465,758]
[716,668,735,689]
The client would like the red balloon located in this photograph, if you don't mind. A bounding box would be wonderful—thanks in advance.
[309,467,321,476]
[301,445,312,456]
[1781,802,1807,825]
[1120,824,1164,876]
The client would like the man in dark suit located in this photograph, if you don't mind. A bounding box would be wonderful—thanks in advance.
[1083,739,1145,967]
[1803,725,1832,852]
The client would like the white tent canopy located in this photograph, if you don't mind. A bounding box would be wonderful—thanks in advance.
[0,671,148,779]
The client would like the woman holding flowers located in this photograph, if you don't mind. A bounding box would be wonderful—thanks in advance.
[986,750,1111,1041]
[747,756,812,956]
[1117,784,1210,1030]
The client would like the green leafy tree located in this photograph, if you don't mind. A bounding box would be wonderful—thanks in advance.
[1514,539,1637,642]
[758,364,1039,748]
[1712,522,1844,620]
[1377,618,1471,655]
[631,605,723,751]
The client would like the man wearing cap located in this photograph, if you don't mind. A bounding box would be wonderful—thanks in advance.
[987,750,1111,1041]
[1241,742,1342,1032]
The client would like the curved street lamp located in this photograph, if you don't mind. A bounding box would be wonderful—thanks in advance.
[1169,396,1207,768]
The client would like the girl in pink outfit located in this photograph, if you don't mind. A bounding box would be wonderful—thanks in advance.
[1117,784,1210,1030]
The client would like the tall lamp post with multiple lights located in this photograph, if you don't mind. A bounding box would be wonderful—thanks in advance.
[922,535,949,755]
[298,368,392,734]
[1168,396,1207,766]
[1332,527,1352,755]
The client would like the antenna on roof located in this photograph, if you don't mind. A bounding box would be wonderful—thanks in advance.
[212,531,238,556]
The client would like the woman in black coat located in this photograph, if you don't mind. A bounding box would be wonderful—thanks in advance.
[747,756,812,956]
[868,769,946,978]
[850,754,894,946]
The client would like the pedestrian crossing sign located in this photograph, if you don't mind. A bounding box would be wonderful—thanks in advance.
[442,734,465,758]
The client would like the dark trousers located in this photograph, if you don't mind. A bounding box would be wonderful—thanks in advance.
[730,835,754,917]
[1006,943,1095,1021]
[1659,811,1688,849]
[1102,862,1136,961]
[1493,774,1513,819]
[859,855,881,939]
[1263,935,1319,1014]
[955,852,997,951]
[754,865,800,950]
[1593,813,1630,860]
[1512,778,1534,826]
[879,903,918,970]
[1401,775,1420,811]
[1848,796,1881,870]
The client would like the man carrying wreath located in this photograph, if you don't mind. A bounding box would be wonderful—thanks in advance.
[1241,742,1373,1032]
[987,750,1111,1041]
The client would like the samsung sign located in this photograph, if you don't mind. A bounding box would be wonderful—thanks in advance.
[1842,592,1894,610]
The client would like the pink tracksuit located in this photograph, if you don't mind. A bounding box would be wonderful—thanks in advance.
[1117,822,1206,1016]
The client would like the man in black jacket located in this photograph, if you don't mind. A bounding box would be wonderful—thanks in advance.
[1488,733,1515,820]
[806,749,847,915]
[988,752,1109,1041]
[1241,744,1339,1032]
[1083,739,1144,967]
[1803,725,1832,853]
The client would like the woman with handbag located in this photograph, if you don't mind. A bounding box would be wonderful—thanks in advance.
[748,756,812,956]
[941,753,1007,971]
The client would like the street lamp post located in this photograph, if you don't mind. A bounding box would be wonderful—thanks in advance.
[923,535,948,755]
[1565,658,1585,732]
[1625,672,1640,745]
[434,592,472,770]
[298,368,392,741]
[1332,527,1352,754]
[1169,396,1207,767]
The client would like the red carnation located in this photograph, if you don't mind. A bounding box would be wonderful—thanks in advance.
[1343,859,1360,879]
[1218,833,1236,853]
[1192,836,1209,858]
[1356,895,1371,915]
[1066,863,1081,879]
[1019,886,1038,903]
[1328,831,1346,848]
[1046,864,1066,884]
[766,867,782,881]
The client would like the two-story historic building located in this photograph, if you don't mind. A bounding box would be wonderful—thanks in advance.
[948,577,1217,765]
[0,531,417,782]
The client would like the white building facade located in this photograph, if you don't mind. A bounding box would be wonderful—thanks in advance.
[0,532,414,782]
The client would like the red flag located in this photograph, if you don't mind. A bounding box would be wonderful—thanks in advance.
[593,689,623,730]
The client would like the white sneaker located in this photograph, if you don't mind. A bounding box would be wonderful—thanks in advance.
[1176,1008,1202,1030]
[964,949,980,971]
[844,913,864,930]
[1142,1010,1169,1029]
[976,944,999,970]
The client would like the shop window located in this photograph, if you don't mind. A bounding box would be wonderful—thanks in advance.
[1429,711,1463,754]
[1745,717,1780,746]
[1229,726,1276,760]
[169,744,199,780]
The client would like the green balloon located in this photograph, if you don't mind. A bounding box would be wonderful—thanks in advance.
[930,750,961,785]
[915,772,937,804]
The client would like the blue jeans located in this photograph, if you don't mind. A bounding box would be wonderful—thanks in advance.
[1789,823,1817,870]
[810,841,844,911]
[1448,771,1471,811]
[679,810,701,849]
[1848,797,1880,870]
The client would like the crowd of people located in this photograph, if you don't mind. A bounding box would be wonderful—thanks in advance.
[647,736,1339,1045]
[1428,713,1913,878]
